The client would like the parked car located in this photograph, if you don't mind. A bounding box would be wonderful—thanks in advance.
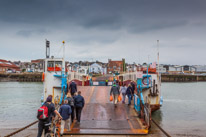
[178,72,184,74]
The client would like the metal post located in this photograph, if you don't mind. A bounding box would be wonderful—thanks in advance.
[46,39,50,58]
[62,41,65,74]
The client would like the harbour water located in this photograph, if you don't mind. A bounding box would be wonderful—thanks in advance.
[0,82,206,136]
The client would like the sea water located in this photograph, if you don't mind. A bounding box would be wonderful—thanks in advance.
[0,82,206,136]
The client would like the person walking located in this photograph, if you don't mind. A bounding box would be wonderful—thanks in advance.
[59,100,72,135]
[66,93,75,123]
[74,91,85,123]
[126,84,133,105]
[105,79,108,86]
[69,81,77,96]
[37,96,62,137]
[110,82,120,107]
[120,83,127,104]
[130,81,135,100]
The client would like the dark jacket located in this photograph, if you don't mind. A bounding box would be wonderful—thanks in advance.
[110,86,120,95]
[66,97,74,107]
[74,95,85,108]
[69,82,77,94]
[126,86,133,95]
[131,82,135,94]
[59,104,72,120]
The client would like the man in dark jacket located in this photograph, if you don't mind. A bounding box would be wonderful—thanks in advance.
[59,100,72,135]
[74,91,85,123]
[69,81,77,96]
[130,81,135,100]
[110,82,120,106]
[126,84,133,105]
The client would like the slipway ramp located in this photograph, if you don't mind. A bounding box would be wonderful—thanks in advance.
[65,86,148,135]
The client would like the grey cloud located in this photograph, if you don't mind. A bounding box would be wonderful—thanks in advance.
[128,20,188,34]
[16,29,48,37]
[1,0,206,30]
[16,30,33,37]
[81,15,122,30]
[0,0,206,65]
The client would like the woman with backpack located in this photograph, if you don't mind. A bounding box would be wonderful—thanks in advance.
[37,96,62,137]
[66,93,75,123]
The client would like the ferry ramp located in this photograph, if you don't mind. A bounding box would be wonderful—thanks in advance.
[65,86,148,135]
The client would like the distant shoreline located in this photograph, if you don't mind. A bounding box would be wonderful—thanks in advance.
[0,73,42,82]
[1,73,206,82]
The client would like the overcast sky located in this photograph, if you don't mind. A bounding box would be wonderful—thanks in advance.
[0,0,206,65]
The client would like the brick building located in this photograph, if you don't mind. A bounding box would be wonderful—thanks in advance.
[107,59,125,74]
[0,59,20,73]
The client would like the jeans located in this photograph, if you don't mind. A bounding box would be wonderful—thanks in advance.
[76,107,83,122]
[128,94,132,105]
[113,94,118,105]
[37,120,49,137]
[122,93,126,103]
[60,118,70,134]
[71,106,75,123]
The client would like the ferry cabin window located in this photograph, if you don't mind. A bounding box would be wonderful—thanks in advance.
[48,61,54,68]
[55,61,62,68]
[47,61,62,71]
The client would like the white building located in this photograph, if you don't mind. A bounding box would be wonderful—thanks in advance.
[78,66,89,75]
[193,65,206,73]
[156,65,166,73]
[89,63,103,74]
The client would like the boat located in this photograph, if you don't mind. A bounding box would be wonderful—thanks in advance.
[41,40,162,135]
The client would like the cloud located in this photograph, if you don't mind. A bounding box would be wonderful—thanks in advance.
[16,29,48,37]
[0,0,206,65]
[128,20,188,34]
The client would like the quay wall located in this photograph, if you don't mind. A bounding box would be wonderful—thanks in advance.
[161,74,206,82]
[0,73,206,82]
[0,73,42,82]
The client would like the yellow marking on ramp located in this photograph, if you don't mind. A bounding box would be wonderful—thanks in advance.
[86,86,95,103]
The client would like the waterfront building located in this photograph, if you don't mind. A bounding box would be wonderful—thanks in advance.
[107,58,125,74]
[156,64,167,73]
[89,62,103,74]
[162,65,196,74]
[31,59,44,72]
[0,59,20,73]
[193,65,206,73]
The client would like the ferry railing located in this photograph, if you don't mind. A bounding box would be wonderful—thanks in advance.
[143,104,151,128]
[68,72,84,81]
[134,94,151,128]
[134,94,140,114]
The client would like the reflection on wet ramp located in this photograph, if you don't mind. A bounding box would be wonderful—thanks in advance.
[66,86,148,135]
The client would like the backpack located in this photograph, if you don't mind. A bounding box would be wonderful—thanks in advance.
[66,97,74,107]
[37,103,49,120]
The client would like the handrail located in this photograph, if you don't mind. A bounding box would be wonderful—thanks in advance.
[4,120,38,137]
[143,104,151,127]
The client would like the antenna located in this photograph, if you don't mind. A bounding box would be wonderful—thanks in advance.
[62,41,65,60]
[62,41,65,71]
[157,40,160,77]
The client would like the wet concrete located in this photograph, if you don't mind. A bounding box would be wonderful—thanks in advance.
[65,86,147,135]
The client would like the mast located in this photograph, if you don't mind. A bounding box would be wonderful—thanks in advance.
[62,41,65,72]
[157,40,160,78]
[46,39,50,58]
